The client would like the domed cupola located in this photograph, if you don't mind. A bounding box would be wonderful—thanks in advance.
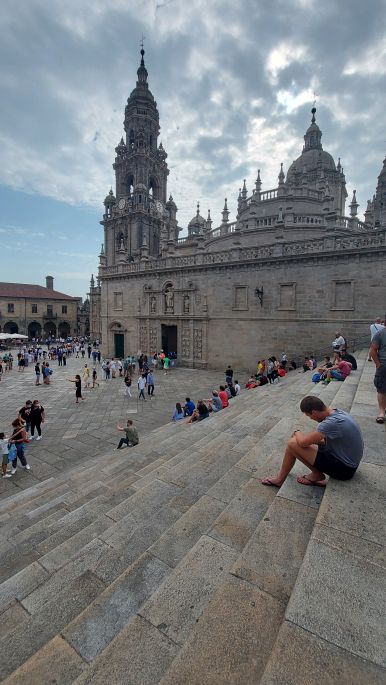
[188,202,206,236]
[303,107,322,151]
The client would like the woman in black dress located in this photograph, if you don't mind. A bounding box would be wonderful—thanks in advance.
[67,374,84,403]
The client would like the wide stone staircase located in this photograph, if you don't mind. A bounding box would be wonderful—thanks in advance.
[0,352,384,684]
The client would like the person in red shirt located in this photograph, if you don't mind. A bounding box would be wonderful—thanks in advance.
[324,353,352,382]
[218,385,229,408]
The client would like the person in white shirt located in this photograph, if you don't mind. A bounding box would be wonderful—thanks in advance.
[369,318,385,361]
[0,432,12,478]
[234,380,241,396]
[138,374,147,400]
[370,318,384,341]
[332,333,346,359]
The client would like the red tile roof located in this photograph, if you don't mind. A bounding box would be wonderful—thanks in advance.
[0,282,80,301]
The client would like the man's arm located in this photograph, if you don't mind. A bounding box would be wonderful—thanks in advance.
[293,430,325,447]
[370,342,381,368]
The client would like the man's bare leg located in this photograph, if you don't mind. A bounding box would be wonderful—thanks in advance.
[377,392,386,419]
[262,437,324,486]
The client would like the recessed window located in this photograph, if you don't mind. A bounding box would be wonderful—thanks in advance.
[114,292,123,310]
[31,304,37,314]
[47,305,53,316]
[62,305,67,314]
[7,303,14,313]
[278,283,296,310]
[233,286,248,311]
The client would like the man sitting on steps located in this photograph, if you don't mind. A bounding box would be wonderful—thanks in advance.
[261,396,363,487]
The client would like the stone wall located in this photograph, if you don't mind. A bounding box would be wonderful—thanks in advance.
[99,231,386,368]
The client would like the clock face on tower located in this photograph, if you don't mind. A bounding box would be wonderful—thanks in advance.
[118,198,126,210]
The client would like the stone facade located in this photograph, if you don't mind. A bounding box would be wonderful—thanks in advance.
[91,50,386,369]
[0,276,82,339]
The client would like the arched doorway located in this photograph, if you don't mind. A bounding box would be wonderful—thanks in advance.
[28,321,42,339]
[43,321,56,338]
[4,322,19,334]
[58,321,70,339]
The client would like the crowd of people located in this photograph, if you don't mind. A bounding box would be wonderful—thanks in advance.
[1,317,385,486]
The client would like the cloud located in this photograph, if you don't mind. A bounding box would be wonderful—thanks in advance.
[0,0,386,232]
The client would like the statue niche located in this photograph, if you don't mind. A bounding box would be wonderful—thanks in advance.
[164,286,174,314]
[183,294,190,314]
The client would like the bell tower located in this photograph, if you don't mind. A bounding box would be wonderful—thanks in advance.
[101,49,174,264]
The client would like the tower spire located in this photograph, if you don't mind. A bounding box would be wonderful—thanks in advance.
[137,44,148,85]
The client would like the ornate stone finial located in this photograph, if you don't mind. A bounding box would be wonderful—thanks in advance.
[207,209,211,221]
[255,169,262,195]
[349,189,359,217]
[137,43,148,84]
[100,243,105,255]
[311,106,316,123]
[90,274,95,288]
[242,179,247,199]
[278,162,285,185]
[196,201,200,216]
[221,198,229,226]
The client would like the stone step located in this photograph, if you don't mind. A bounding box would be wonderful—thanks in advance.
[260,353,386,683]
[156,362,365,683]
[0,359,367,681]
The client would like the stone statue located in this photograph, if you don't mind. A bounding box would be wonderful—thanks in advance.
[150,295,156,313]
[183,294,190,314]
[165,288,174,313]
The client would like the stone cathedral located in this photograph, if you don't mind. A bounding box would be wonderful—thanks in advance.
[90,49,386,368]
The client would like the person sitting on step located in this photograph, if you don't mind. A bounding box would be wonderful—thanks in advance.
[116,419,139,449]
[261,395,363,488]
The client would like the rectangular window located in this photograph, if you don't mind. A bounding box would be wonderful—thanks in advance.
[31,304,37,314]
[114,292,123,310]
[278,283,296,310]
[47,305,53,316]
[7,303,14,313]
[233,285,248,311]
[62,305,67,314]
[331,280,354,310]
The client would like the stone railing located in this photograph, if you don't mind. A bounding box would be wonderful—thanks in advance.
[259,188,278,201]
[99,229,386,277]
[293,215,325,225]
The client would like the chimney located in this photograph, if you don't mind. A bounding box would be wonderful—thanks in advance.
[46,275,54,290]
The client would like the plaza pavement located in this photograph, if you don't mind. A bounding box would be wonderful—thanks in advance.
[0,353,231,500]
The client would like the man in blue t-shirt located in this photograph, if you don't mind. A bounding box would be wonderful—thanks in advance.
[370,327,386,423]
[183,397,195,417]
[261,395,363,488]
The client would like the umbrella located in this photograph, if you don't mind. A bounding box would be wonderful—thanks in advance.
[10,333,28,339]
[0,333,12,340]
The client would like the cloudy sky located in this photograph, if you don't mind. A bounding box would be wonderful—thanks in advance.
[1,0,386,297]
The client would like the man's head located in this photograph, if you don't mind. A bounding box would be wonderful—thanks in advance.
[300,396,328,421]
[185,397,190,403]
[219,385,225,391]
[375,317,382,323]
[235,379,239,385]
[127,419,133,426]
[324,356,330,362]
[24,400,32,408]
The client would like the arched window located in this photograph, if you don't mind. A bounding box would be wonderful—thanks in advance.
[129,130,135,148]
[149,177,157,200]
[127,174,134,196]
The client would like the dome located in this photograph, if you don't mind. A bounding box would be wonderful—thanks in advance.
[104,189,116,205]
[287,107,336,178]
[188,213,205,227]
[287,148,336,177]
